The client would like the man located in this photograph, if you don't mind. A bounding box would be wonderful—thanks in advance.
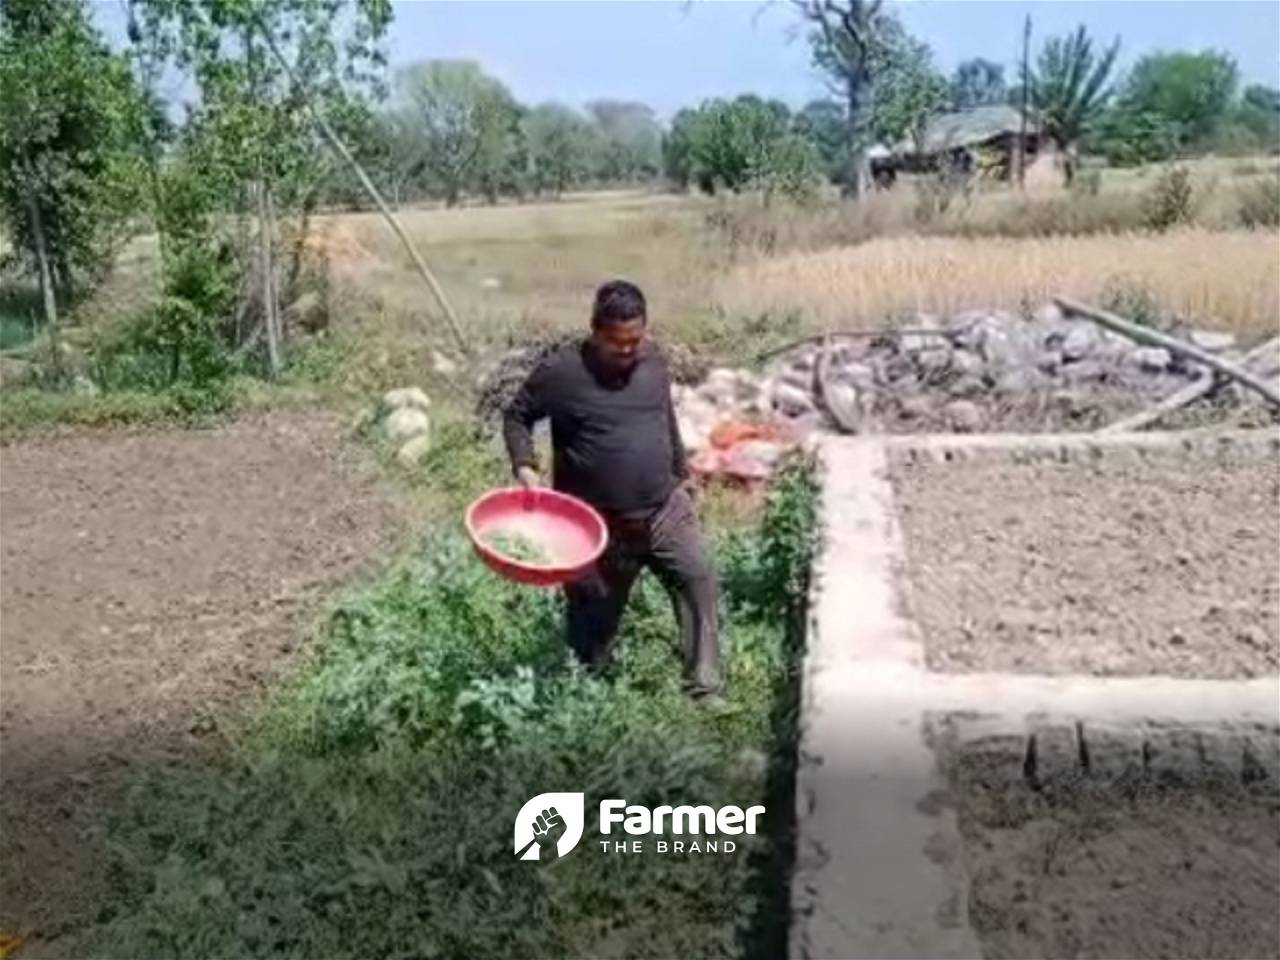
[502,280,721,703]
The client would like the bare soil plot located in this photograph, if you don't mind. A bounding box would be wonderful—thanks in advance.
[942,730,1280,960]
[892,445,1280,677]
[0,413,403,936]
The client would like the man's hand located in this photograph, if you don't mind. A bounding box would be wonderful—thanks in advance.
[515,466,542,490]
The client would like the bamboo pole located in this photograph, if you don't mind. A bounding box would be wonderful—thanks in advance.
[1055,296,1280,409]
[250,14,471,362]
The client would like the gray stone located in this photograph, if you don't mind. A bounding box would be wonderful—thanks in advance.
[1060,359,1110,385]
[1188,329,1236,353]
[944,399,984,433]
[821,380,861,431]
[779,365,814,390]
[772,381,816,416]
[948,376,986,399]
[383,386,432,412]
[897,395,933,420]
[385,406,430,442]
[915,346,953,377]
[1060,325,1097,361]
[838,361,877,391]
[900,332,946,354]
[431,350,459,376]
[1036,349,1063,375]
[993,368,1046,395]
[396,433,433,467]
[1032,302,1065,327]
[951,349,984,378]
[1131,347,1173,372]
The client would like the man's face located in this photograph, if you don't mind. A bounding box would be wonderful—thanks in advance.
[590,315,646,375]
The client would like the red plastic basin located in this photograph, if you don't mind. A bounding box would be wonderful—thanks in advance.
[465,487,608,587]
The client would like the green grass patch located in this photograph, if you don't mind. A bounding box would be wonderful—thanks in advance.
[82,457,820,959]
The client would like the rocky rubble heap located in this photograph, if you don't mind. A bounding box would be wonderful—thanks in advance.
[471,305,1274,484]
[674,304,1266,452]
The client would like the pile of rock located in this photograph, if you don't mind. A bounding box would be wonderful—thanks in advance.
[674,304,1250,446]
[378,387,433,467]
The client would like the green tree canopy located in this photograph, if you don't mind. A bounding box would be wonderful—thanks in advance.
[949,58,1007,110]
[1118,50,1239,149]
[523,102,596,196]
[585,100,662,181]
[870,17,948,151]
[395,59,519,206]
[1030,25,1120,180]
[0,0,145,297]
[792,99,846,181]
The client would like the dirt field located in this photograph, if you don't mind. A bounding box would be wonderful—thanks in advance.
[953,762,1280,960]
[892,446,1280,678]
[0,413,403,937]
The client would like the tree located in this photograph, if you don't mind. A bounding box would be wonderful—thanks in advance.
[396,60,518,207]
[1118,50,1238,150]
[660,96,818,201]
[1233,84,1280,153]
[792,99,846,181]
[0,0,145,376]
[1030,25,1120,183]
[585,100,662,182]
[870,19,948,153]
[950,58,1006,109]
[796,0,888,196]
[125,0,391,378]
[1089,106,1181,166]
[524,103,595,196]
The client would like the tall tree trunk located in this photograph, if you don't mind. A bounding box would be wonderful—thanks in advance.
[24,185,63,380]
[845,70,874,197]
[255,177,282,378]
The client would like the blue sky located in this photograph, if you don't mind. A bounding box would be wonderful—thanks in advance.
[385,0,1280,117]
[93,0,1280,119]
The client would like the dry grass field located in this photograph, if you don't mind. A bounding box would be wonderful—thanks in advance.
[715,229,1280,339]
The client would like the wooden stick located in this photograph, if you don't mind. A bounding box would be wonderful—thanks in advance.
[1055,296,1280,409]
[1098,335,1280,434]
[250,14,472,362]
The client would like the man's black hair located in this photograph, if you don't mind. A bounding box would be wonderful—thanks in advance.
[591,279,647,328]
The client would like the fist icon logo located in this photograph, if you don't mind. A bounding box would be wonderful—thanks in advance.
[514,793,585,861]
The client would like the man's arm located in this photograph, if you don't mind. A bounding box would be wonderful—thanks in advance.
[503,361,551,484]
[661,359,688,483]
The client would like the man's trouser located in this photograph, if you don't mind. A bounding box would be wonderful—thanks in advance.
[564,485,721,698]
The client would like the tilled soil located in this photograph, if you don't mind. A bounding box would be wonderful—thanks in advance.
[953,760,1280,960]
[0,413,403,938]
[892,446,1280,677]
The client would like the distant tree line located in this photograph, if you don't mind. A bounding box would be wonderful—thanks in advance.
[3,0,1278,386]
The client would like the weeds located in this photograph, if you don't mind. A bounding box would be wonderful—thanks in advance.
[1143,166,1197,231]
[84,453,820,959]
[1236,176,1280,228]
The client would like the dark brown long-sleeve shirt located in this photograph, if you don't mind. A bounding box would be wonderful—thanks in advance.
[503,340,687,516]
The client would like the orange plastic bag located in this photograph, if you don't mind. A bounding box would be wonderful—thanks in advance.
[709,420,780,450]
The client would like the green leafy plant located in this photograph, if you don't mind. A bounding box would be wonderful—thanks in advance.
[85,450,821,959]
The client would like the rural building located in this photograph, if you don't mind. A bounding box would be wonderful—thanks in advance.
[882,104,1044,181]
